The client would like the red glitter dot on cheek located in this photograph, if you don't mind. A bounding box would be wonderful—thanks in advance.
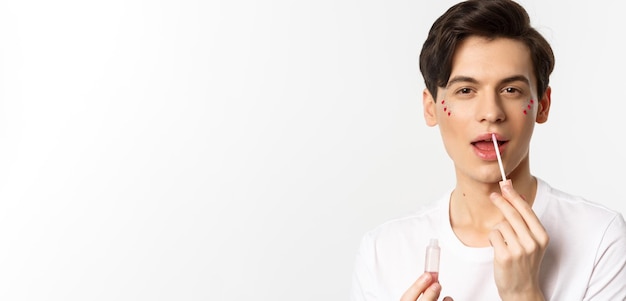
[523,99,534,115]
[441,100,451,116]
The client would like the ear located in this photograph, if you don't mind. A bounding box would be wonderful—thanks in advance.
[535,86,551,124]
[423,88,438,127]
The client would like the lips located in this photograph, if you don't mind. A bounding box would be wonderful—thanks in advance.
[472,133,507,160]
[473,140,498,150]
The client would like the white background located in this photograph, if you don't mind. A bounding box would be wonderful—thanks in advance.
[1,0,624,300]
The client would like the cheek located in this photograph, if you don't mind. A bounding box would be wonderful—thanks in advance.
[440,99,473,119]
[522,99,535,115]
[441,100,451,116]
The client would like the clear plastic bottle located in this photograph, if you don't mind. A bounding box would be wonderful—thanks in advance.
[424,238,440,282]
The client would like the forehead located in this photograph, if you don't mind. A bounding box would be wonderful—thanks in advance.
[449,36,535,86]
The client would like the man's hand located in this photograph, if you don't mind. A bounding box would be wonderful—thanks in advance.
[489,180,549,301]
[400,272,453,301]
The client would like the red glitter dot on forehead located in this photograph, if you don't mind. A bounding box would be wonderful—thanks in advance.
[528,104,531,109]
[530,99,534,104]
[448,112,451,116]
[523,110,527,115]
[444,107,447,112]
[442,100,445,104]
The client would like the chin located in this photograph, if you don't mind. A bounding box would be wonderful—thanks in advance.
[469,173,503,185]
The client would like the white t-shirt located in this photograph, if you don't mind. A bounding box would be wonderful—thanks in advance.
[350,178,626,300]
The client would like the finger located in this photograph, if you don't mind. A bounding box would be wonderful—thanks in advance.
[489,192,533,243]
[400,272,433,301]
[498,181,539,222]
[442,297,455,301]
[489,228,508,251]
[419,282,442,301]
[498,182,535,217]
[499,182,549,246]
[493,221,519,245]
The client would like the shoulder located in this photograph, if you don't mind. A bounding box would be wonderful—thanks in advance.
[536,177,626,239]
[537,177,622,220]
[360,196,445,247]
[351,198,447,301]
[535,179,626,298]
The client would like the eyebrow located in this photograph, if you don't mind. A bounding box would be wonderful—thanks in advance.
[446,75,531,88]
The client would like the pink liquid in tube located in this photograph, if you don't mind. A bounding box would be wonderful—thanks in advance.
[424,239,440,282]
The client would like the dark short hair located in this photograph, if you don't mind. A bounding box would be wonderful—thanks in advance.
[419,0,555,101]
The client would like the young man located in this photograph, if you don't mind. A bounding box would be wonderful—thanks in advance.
[350,0,626,300]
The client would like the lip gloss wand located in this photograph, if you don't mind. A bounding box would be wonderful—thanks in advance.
[491,133,507,182]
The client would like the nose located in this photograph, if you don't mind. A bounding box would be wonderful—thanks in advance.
[476,92,506,123]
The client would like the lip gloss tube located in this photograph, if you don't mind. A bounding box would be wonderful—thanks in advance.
[424,238,440,282]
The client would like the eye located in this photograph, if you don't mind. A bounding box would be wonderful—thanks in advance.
[500,86,529,100]
[455,87,473,95]
[502,87,522,94]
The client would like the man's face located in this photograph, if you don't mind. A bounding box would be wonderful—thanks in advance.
[423,36,550,184]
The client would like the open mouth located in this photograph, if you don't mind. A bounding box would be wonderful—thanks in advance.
[471,137,507,150]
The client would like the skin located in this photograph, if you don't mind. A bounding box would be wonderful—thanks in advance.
[402,36,551,301]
